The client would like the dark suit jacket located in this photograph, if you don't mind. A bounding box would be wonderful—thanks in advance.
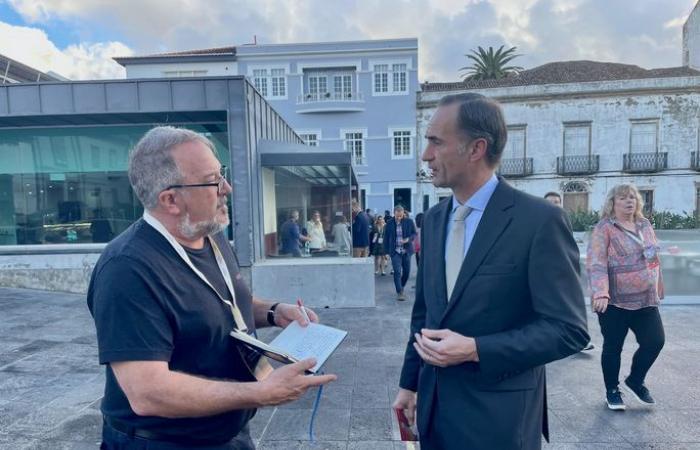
[399,179,589,450]
[352,211,371,248]
[383,217,417,255]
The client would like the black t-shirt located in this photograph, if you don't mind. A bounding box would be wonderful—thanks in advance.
[87,219,257,443]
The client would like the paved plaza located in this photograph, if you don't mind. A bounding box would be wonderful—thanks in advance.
[1,270,699,449]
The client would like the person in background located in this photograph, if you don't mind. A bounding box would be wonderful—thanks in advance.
[305,210,326,253]
[587,184,665,411]
[414,212,424,268]
[332,215,352,255]
[383,205,417,301]
[544,192,596,353]
[280,210,311,257]
[370,215,388,275]
[544,191,562,207]
[351,200,371,257]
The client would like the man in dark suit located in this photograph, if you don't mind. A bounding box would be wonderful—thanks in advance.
[383,205,417,301]
[392,93,589,450]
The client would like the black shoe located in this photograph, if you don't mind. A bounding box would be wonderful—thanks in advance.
[582,342,595,352]
[606,388,626,411]
[624,378,655,405]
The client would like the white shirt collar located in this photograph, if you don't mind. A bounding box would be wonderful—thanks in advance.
[450,174,499,213]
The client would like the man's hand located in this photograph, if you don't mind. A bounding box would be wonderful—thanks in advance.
[413,328,478,367]
[592,296,609,313]
[273,303,318,327]
[258,358,336,406]
[392,388,417,426]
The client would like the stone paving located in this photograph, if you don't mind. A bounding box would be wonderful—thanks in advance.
[1,269,699,449]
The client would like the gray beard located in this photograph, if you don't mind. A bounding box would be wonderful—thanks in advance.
[178,212,228,240]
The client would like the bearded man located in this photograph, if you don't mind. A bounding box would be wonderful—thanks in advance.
[87,126,335,449]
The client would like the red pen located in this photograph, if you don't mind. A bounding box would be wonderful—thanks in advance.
[296,298,311,323]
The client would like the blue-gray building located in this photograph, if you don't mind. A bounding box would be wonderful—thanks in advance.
[115,38,420,214]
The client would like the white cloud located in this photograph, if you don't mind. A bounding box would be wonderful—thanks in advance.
[3,0,699,82]
[0,21,131,79]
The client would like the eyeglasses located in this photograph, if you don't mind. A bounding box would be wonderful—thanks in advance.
[165,166,229,195]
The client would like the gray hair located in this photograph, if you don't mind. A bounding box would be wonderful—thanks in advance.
[128,126,215,210]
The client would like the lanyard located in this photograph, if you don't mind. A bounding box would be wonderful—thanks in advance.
[142,211,248,333]
[613,220,644,248]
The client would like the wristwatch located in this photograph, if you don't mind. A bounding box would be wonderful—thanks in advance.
[267,302,280,327]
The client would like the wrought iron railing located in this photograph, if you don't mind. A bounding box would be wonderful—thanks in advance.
[297,91,364,104]
[498,157,533,178]
[622,152,668,173]
[692,152,700,171]
[556,155,600,175]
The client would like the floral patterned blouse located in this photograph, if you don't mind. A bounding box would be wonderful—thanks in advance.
[586,217,663,310]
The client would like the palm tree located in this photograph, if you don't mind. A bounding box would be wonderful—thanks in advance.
[460,45,523,81]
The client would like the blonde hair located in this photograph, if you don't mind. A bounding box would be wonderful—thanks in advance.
[601,184,645,220]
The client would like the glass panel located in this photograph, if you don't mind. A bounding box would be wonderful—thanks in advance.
[504,127,525,159]
[392,63,407,92]
[631,122,657,154]
[564,125,590,156]
[0,123,229,246]
[261,164,352,259]
[393,131,411,157]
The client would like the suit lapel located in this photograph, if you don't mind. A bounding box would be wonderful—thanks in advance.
[441,179,515,322]
[431,199,452,313]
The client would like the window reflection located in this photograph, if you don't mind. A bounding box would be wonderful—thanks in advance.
[262,165,352,258]
[0,124,228,246]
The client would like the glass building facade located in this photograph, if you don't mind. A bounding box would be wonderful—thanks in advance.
[0,123,228,246]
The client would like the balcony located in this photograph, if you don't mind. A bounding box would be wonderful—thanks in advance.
[498,157,533,178]
[622,152,668,173]
[556,155,600,175]
[295,91,365,114]
[692,152,700,171]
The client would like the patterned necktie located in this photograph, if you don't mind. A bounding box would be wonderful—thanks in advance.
[446,205,472,301]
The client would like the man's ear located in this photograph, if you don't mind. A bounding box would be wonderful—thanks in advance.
[158,189,182,215]
[469,138,488,162]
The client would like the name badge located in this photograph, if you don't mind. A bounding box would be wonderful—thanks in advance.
[378,237,383,244]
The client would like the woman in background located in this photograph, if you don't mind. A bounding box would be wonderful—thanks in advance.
[587,184,665,411]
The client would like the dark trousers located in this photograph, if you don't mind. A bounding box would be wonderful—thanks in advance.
[597,305,665,391]
[101,421,255,450]
[390,252,411,294]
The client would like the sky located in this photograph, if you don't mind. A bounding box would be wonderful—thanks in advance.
[0,0,697,82]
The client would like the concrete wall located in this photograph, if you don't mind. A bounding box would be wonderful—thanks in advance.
[251,257,375,308]
[417,77,700,214]
[125,61,238,78]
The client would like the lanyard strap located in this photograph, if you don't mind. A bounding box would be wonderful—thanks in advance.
[142,211,248,333]
[613,220,644,248]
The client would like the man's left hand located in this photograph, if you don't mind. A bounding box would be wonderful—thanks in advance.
[413,328,478,367]
[273,303,318,328]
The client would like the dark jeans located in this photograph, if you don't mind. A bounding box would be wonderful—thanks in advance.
[101,421,255,450]
[597,305,665,391]
[390,252,411,294]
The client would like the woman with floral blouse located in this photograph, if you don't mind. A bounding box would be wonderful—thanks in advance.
[587,184,665,411]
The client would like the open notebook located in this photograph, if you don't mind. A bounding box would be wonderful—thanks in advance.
[230,321,347,374]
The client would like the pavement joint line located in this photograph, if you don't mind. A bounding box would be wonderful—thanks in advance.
[257,406,278,443]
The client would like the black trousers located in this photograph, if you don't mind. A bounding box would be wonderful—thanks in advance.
[597,305,665,391]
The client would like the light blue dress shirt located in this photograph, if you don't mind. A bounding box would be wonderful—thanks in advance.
[445,174,500,262]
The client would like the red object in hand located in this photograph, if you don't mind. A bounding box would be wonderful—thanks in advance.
[394,407,418,441]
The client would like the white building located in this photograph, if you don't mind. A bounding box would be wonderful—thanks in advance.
[417,6,700,218]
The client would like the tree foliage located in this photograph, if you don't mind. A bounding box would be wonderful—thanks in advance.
[460,45,523,81]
